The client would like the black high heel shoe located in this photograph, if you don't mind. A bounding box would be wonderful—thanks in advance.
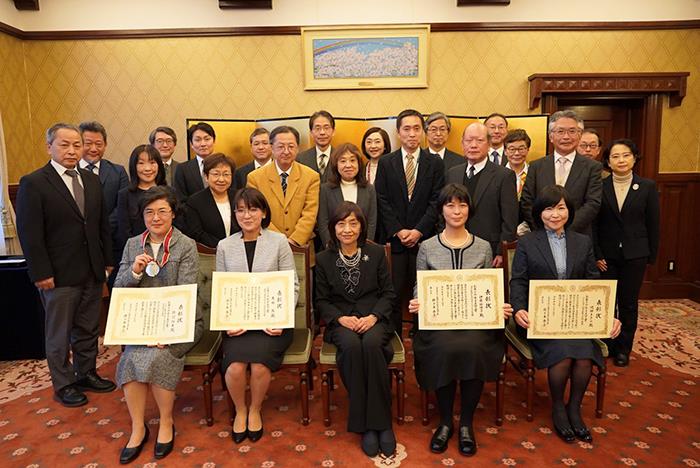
[572,425,593,443]
[248,414,263,442]
[119,424,149,465]
[553,423,576,443]
[154,424,175,459]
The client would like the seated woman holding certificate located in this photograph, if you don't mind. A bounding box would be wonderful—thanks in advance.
[511,185,621,445]
[408,184,513,457]
[315,201,397,458]
[114,186,203,464]
[216,187,298,444]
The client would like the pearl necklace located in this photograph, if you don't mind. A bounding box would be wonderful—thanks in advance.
[339,248,361,267]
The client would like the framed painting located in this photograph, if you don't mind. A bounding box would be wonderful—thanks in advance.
[301,25,430,90]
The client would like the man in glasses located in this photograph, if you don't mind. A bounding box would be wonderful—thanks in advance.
[424,112,463,175]
[149,126,179,187]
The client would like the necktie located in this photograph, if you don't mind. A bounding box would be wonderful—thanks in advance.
[281,172,288,196]
[556,157,567,186]
[87,163,97,174]
[318,154,327,174]
[467,165,475,179]
[65,169,85,217]
[518,171,527,198]
[164,164,170,184]
[491,151,500,165]
[405,153,416,200]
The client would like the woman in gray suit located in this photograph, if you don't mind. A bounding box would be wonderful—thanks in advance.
[115,186,203,464]
[216,188,299,444]
[318,143,377,248]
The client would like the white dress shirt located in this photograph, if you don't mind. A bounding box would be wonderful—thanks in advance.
[51,159,83,197]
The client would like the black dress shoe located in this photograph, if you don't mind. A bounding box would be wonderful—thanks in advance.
[379,429,396,457]
[613,353,629,367]
[232,428,247,444]
[361,430,379,457]
[458,426,477,456]
[248,421,263,443]
[572,425,593,443]
[75,371,117,393]
[430,425,453,453]
[554,424,576,443]
[154,425,175,459]
[53,385,88,407]
[120,424,149,465]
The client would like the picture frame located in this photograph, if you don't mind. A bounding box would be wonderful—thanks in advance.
[301,25,430,90]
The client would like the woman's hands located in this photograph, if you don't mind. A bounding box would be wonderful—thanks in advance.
[514,309,529,328]
[264,328,283,336]
[503,303,514,320]
[596,259,608,272]
[132,253,154,275]
[338,315,378,334]
[226,328,283,337]
[610,318,621,339]
[226,329,246,337]
[408,298,419,314]
[147,344,167,349]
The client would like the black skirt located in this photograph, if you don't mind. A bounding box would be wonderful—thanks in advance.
[528,338,604,370]
[413,329,505,391]
[221,328,293,372]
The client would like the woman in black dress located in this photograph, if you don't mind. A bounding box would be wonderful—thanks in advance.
[511,185,621,444]
[315,201,397,458]
[408,184,513,456]
[216,188,298,444]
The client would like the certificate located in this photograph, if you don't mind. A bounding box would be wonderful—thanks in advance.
[417,268,505,330]
[527,280,617,339]
[104,284,198,346]
[210,270,295,330]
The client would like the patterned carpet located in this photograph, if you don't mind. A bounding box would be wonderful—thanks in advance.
[0,300,698,467]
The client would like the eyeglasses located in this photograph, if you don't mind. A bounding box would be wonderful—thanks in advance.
[551,128,581,137]
[235,207,262,216]
[312,125,333,132]
[273,143,297,153]
[506,146,529,153]
[208,171,232,179]
[144,208,172,218]
[155,138,175,146]
[427,126,449,134]
[579,143,599,150]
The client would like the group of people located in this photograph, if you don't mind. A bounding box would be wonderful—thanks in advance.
[14,106,659,463]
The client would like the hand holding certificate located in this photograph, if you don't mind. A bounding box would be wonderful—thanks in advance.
[104,284,198,346]
[210,270,295,331]
[527,279,617,339]
[417,268,505,330]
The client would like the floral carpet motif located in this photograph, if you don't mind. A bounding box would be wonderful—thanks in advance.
[0,300,697,467]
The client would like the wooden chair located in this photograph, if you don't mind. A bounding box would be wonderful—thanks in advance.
[318,242,406,427]
[183,243,223,427]
[501,240,608,421]
[223,242,314,425]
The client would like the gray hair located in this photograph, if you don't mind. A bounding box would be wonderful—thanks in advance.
[148,126,177,145]
[425,112,451,132]
[46,123,81,145]
[548,110,584,133]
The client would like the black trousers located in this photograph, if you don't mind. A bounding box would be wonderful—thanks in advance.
[602,256,648,355]
[329,325,393,433]
[390,248,417,337]
[39,279,103,391]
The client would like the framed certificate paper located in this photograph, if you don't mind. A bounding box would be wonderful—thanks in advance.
[104,284,198,346]
[527,280,617,339]
[210,270,295,330]
[417,268,505,330]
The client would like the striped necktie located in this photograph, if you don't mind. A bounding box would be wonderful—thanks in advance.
[281,172,288,196]
[405,153,416,200]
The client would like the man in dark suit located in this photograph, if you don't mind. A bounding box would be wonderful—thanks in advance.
[375,109,445,336]
[297,110,335,184]
[520,110,603,236]
[149,126,180,187]
[424,112,464,175]
[484,113,509,166]
[16,123,116,408]
[234,127,272,190]
[174,122,216,202]
[446,122,518,266]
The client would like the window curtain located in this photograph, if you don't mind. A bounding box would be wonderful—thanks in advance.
[0,112,21,255]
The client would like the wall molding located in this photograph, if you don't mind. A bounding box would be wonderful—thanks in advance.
[0,19,698,41]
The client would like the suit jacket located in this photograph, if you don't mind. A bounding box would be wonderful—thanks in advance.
[315,243,395,334]
[593,174,659,263]
[374,149,445,253]
[216,228,299,305]
[116,187,148,250]
[173,158,204,202]
[246,161,320,253]
[446,160,518,255]
[233,160,256,192]
[184,187,240,248]
[163,159,180,187]
[509,229,599,314]
[298,147,331,183]
[16,163,113,286]
[429,148,464,176]
[317,182,377,248]
[520,153,602,235]
[97,159,129,241]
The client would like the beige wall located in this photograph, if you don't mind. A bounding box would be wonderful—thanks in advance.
[1,28,699,182]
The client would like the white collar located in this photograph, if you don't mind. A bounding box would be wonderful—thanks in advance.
[554,150,576,163]
[51,159,77,175]
[254,159,271,169]
[466,157,488,173]
[429,147,446,158]
[488,146,504,155]
[401,147,419,160]
[316,146,331,156]
[79,159,100,169]
[506,161,528,175]
[275,161,293,176]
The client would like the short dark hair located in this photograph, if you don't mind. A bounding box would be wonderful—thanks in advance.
[270,125,300,145]
[203,153,236,176]
[149,126,177,145]
[484,113,509,127]
[437,183,474,230]
[309,110,335,130]
[127,144,166,192]
[581,128,603,148]
[503,129,532,149]
[139,185,178,218]
[327,201,368,250]
[249,127,270,143]
[601,138,641,170]
[531,185,575,230]
[79,121,108,143]
[233,187,271,229]
[396,109,424,130]
[326,143,368,188]
[361,127,391,159]
[187,122,216,144]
